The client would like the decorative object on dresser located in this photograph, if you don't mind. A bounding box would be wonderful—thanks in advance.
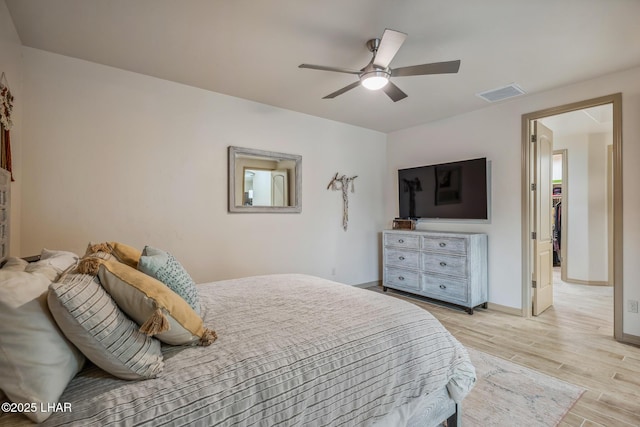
[392,218,416,230]
[383,229,488,314]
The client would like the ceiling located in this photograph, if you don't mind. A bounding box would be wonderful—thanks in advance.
[5,0,640,133]
[540,104,613,136]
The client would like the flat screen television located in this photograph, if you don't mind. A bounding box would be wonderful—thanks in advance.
[398,157,489,220]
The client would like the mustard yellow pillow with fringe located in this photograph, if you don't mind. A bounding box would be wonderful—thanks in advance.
[86,241,141,268]
[78,256,216,347]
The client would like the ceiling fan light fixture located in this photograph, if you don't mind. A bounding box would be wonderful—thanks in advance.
[360,70,390,90]
[300,29,460,101]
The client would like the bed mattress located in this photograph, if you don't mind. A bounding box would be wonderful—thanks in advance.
[0,274,475,426]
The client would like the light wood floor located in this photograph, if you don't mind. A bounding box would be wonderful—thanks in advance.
[367,269,640,426]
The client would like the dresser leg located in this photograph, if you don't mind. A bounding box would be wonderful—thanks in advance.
[382,286,388,292]
[465,307,474,315]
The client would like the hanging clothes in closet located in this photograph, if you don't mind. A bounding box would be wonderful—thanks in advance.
[553,200,562,266]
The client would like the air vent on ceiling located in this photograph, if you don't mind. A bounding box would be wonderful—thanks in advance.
[476,83,526,103]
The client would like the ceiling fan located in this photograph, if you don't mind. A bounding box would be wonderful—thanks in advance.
[299,29,460,102]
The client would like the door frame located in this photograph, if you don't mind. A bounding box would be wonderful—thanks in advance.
[520,93,623,340]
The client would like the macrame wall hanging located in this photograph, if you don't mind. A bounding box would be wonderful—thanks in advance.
[327,173,358,231]
[0,72,14,181]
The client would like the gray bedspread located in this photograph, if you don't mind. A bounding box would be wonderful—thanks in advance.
[0,274,475,426]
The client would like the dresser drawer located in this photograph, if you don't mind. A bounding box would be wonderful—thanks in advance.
[384,249,420,269]
[421,236,466,254]
[421,274,468,304]
[382,230,487,313]
[384,233,420,249]
[384,267,420,291]
[421,253,467,278]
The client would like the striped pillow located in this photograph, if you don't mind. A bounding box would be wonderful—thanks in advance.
[48,272,164,380]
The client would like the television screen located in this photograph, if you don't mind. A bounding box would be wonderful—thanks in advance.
[398,157,488,220]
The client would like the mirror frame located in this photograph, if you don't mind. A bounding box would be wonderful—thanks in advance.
[228,146,302,213]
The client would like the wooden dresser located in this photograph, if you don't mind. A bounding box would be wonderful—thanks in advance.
[382,229,488,314]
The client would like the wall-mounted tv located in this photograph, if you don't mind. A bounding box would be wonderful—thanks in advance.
[398,157,489,220]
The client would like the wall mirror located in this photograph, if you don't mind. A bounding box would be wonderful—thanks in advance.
[228,146,302,213]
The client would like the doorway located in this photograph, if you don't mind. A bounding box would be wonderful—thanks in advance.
[521,93,623,341]
[551,150,566,280]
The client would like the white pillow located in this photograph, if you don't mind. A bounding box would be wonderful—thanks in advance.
[0,257,28,271]
[32,248,80,273]
[23,260,60,280]
[0,267,85,423]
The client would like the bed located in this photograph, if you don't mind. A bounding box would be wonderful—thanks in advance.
[1,255,475,426]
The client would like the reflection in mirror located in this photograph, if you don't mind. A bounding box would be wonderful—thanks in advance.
[228,146,302,213]
[243,169,289,206]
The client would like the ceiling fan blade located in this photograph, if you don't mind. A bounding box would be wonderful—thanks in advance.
[391,60,461,77]
[299,64,361,75]
[382,81,408,102]
[373,29,407,68]
[322,81,361,99]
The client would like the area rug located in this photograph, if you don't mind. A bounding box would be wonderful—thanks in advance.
[462,347,585,427]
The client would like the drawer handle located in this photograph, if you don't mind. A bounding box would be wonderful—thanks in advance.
[398,239,405,243]
[399,256,405,260]
[439,242,446,247]
[398,276,405,281]
[440,261,447,267]
[439,284,446,289]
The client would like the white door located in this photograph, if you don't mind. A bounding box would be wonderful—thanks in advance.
[271,170,288,207]
[532,121,554,315]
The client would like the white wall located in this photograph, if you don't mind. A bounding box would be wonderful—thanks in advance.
[386,106,522,309]
[586,133,609,281]
[553,132,609,283]
[387,66,640,336]
[19,48,387,286]
[0,0,22,255]
[552,154,562,181]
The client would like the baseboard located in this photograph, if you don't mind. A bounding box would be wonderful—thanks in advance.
[564,277,610,286]
[362,282,524,316]
[621,333,640,347]
[354,280,381,289]
[487,302,523,316]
